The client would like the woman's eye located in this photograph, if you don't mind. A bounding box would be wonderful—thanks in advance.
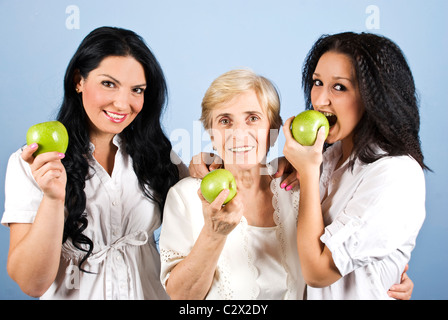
[333,84,347,91]
[248,115,259,122]
[313,79,322,86]
[102,81,115,88]
[219,118,230,125]
[133,87,145,94]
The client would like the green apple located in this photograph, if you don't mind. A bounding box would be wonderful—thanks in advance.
[291,110,329,146]
[200,169,237,204]
[26,121,69,156]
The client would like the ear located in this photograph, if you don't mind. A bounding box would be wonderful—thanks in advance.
[73,69,84,93]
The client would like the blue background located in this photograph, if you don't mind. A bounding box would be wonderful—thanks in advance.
[0,0,447,299]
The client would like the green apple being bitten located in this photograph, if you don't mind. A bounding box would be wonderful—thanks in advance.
[26,121,69,156]
[291,110,330,146]
[200,169,237,204]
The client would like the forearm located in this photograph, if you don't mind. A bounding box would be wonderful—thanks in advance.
[166,229,226,300]
[7,195,65,297]
[297,170,341,287]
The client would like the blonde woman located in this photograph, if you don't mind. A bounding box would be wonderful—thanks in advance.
[159,69,306,299]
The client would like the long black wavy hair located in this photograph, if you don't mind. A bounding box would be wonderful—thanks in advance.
[57,27,180,270]
[302,32,429,170]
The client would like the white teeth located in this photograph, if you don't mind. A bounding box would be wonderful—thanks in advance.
[230,146,254,152]
[105,111,125,119]
[321,112,335,117]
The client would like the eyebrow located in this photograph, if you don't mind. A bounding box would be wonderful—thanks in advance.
[214,110,263,120]
[100,74,146,87]
[313,72,353,83]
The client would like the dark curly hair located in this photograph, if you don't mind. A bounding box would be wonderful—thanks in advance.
[57,27,180,271]
[302,32,429,170]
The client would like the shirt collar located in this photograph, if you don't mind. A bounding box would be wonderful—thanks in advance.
[87,134,123,155]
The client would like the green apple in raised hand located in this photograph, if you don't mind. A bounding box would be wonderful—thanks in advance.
[291,110,330,146]
[26,121,69,156]
[200,169,237,204]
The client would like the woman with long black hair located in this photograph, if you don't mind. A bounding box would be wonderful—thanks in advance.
[2,26,186,299]
[283,32,427,299]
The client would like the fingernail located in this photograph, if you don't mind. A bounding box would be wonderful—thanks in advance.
[280,183,287,189]
[286,185,292,191]
[58,153,65,159]
[30,143,38,149]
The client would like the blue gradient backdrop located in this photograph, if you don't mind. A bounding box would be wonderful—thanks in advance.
[0,0,446,299]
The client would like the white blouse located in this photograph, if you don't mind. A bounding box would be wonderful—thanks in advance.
[159,168,306,300]
[2,136,188,300]
[306,142,426,300]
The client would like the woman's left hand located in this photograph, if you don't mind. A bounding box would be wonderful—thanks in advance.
[189,152,223,179]
[282,116,326,175]
[387,264,414,300]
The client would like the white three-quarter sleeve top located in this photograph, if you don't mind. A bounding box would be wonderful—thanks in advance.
[2,136,187,300]
[306,142,426,300]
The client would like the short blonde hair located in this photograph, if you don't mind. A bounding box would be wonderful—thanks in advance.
[200,69,282,130]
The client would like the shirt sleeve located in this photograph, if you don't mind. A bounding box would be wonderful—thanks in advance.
[159,178,202,288]
[320,156,426,277]
[2,149,43,226]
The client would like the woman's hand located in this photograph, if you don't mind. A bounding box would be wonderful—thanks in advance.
[189,152,223,178]
[388,264,414,300]
[272,157,299,191]
[21,143,67,201]
[197,188,244,239]
[282,116,326,175]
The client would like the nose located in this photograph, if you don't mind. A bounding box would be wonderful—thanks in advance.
[226,123,254,146]
[113,89,131,111]
[312,87,330,108]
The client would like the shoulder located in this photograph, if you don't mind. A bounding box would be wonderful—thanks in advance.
[171,176,201,192]
[364,155,425,183]
[166,177,202,205]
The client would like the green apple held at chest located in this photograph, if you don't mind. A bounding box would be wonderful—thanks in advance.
[291,110,329,146]
[200,169,237,204]
[26,121,69,156]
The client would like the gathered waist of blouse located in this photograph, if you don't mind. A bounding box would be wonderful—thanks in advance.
[61,230,150,268]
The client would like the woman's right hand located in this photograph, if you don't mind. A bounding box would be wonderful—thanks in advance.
[197,188,244,238]
[21,143,67,201]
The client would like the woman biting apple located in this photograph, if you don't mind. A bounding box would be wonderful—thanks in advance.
[282,32,427,299]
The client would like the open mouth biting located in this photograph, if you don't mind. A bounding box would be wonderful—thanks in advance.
[321,111,337,128]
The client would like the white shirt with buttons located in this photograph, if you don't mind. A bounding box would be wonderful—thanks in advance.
[2,135,188,299]
[306,141,426,300]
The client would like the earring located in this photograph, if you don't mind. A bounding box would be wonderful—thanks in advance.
[76,88,81,93]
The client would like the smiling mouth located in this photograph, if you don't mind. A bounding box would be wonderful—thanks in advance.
[104,110,127,122]
[321,111,337,127]
[229,146,254,152]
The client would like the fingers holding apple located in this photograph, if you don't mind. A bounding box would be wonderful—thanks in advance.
[27,151,67,201]
[283,116,326,174]
[198,188,243,238]
[198,169,243,237]
[23,120,69,201]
